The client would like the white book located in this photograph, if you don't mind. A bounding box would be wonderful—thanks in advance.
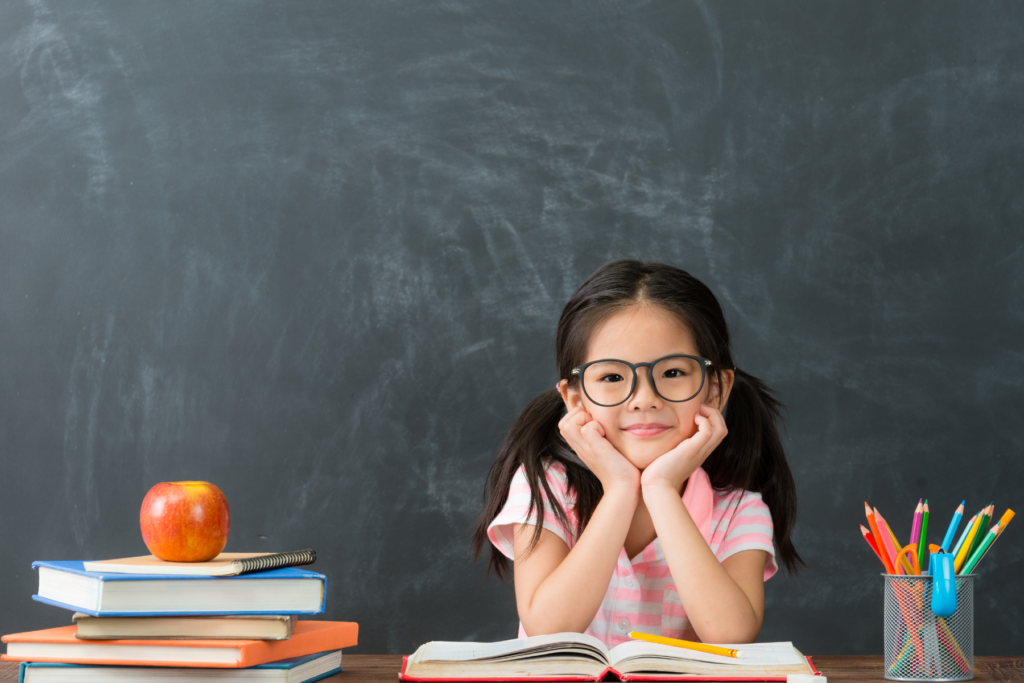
[401,632,815,681]
[73,613,296,640]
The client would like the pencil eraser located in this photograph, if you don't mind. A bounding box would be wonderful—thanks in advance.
[787,676,823,683]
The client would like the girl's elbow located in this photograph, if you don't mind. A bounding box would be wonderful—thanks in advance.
[518,611,588,638]
[697,620,761,645]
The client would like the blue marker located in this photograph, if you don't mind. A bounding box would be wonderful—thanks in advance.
[940,501,965,552]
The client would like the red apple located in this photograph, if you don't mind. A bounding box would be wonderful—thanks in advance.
[140,481,230,562]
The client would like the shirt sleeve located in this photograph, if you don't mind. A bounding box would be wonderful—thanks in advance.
[486,462,576,560]
[715,489,778,581]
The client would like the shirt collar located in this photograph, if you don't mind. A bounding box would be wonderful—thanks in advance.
[681,466,715,544]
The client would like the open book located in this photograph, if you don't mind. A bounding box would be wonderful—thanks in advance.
[400,633,818,682]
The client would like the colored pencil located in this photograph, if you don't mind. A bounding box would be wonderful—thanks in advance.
[950,514,977,559]
[936,617,971,674]
[876,509,901,573]
[917,500,930,569]
[628,631,741,658]
[972,508,1014,571]
[866,503,896,574]
[961,522,1000,575]
[860,524,886,567]
[940,501,965,552]
[910,499,923,547]
[954,511,984,573]
[967,504,993,559]
[880,512,915,574]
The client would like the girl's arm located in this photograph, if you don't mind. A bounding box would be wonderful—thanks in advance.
[513,400,641,636]
[643,486,767,643]
[641,403,766,644]
[512,485,638,635]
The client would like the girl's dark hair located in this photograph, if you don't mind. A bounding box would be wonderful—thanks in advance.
[471,260,803,580]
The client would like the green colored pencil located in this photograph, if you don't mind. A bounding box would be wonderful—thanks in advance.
[967,504,993,559]
[917,500,930,569]
[961,522,1000,574]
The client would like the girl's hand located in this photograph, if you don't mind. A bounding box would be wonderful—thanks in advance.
[558,406,641,494]
[640,404,727,492]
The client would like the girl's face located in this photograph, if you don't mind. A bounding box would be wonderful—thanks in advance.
[562,303,731,471]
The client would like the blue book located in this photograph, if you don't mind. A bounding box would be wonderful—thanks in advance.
[18,650,343,683]
[32,561,326,616]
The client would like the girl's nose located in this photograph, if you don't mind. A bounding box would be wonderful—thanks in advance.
[627,368,662,410]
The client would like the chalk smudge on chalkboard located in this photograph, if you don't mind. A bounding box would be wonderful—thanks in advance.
[62,311,116,549]
[15,0,115,202]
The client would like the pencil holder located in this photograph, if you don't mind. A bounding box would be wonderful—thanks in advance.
[883,574,974,681]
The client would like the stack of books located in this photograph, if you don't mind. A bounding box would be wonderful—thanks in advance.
[2,551,358,683]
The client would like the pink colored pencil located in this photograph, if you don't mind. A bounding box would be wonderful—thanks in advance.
[910,499,923,547]
[874,507,900,569]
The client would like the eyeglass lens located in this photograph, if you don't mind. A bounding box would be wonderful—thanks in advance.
[581,357,704,406]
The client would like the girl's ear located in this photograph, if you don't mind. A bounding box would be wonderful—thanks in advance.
[558,380,583,410]
[709,370,735,410]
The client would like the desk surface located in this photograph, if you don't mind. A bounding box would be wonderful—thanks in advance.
[2,656,1024,682]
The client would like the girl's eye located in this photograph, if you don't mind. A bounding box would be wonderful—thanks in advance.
[662,368,688,378]
[598,374,625,383]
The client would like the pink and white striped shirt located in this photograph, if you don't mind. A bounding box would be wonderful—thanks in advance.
[486,461,776,647]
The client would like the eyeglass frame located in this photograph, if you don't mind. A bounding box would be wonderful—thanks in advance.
[569,354,714,407]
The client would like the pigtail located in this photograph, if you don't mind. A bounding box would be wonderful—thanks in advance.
[470,390,603,582]
[706,368,804,573]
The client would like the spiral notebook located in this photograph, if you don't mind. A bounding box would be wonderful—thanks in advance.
[83,550,317,577]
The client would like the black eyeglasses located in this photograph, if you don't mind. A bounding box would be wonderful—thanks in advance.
[570,354,713,407]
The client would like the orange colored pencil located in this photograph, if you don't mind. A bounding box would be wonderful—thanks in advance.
[866,503,896,574]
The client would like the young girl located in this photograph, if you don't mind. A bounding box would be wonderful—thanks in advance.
[471,260,801,647]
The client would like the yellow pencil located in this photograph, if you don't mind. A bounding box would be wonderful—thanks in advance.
[629,631,742,658]
[954,510,984,573]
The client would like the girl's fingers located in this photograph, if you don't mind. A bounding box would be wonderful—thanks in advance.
[558,406,588,431]
[698,404,728,449]
[581,420,614,450]
[700,403,728,434]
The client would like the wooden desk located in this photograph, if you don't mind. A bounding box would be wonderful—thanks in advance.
[2,656,1023,682]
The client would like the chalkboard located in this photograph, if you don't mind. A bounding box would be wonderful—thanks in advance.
[1,0,1022,657]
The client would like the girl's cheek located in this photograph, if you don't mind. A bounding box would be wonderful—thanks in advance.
[674,408,701,438]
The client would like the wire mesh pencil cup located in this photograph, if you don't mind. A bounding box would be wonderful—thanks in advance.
[884,574,973,681]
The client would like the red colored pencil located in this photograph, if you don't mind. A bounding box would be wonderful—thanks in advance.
[860,524,886,567]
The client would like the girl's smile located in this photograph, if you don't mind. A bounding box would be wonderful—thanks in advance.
[622,422,672,438]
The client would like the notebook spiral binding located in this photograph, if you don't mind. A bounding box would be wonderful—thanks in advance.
[233,549,317,575]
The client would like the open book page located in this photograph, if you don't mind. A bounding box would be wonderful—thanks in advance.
[608,641,805,668]
[607,641,812,677]
[409,632,610,665]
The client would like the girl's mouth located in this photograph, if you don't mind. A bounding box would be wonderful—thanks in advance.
[622,423,671,438]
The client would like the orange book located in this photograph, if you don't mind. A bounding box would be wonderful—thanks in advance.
[1,620,357,668]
